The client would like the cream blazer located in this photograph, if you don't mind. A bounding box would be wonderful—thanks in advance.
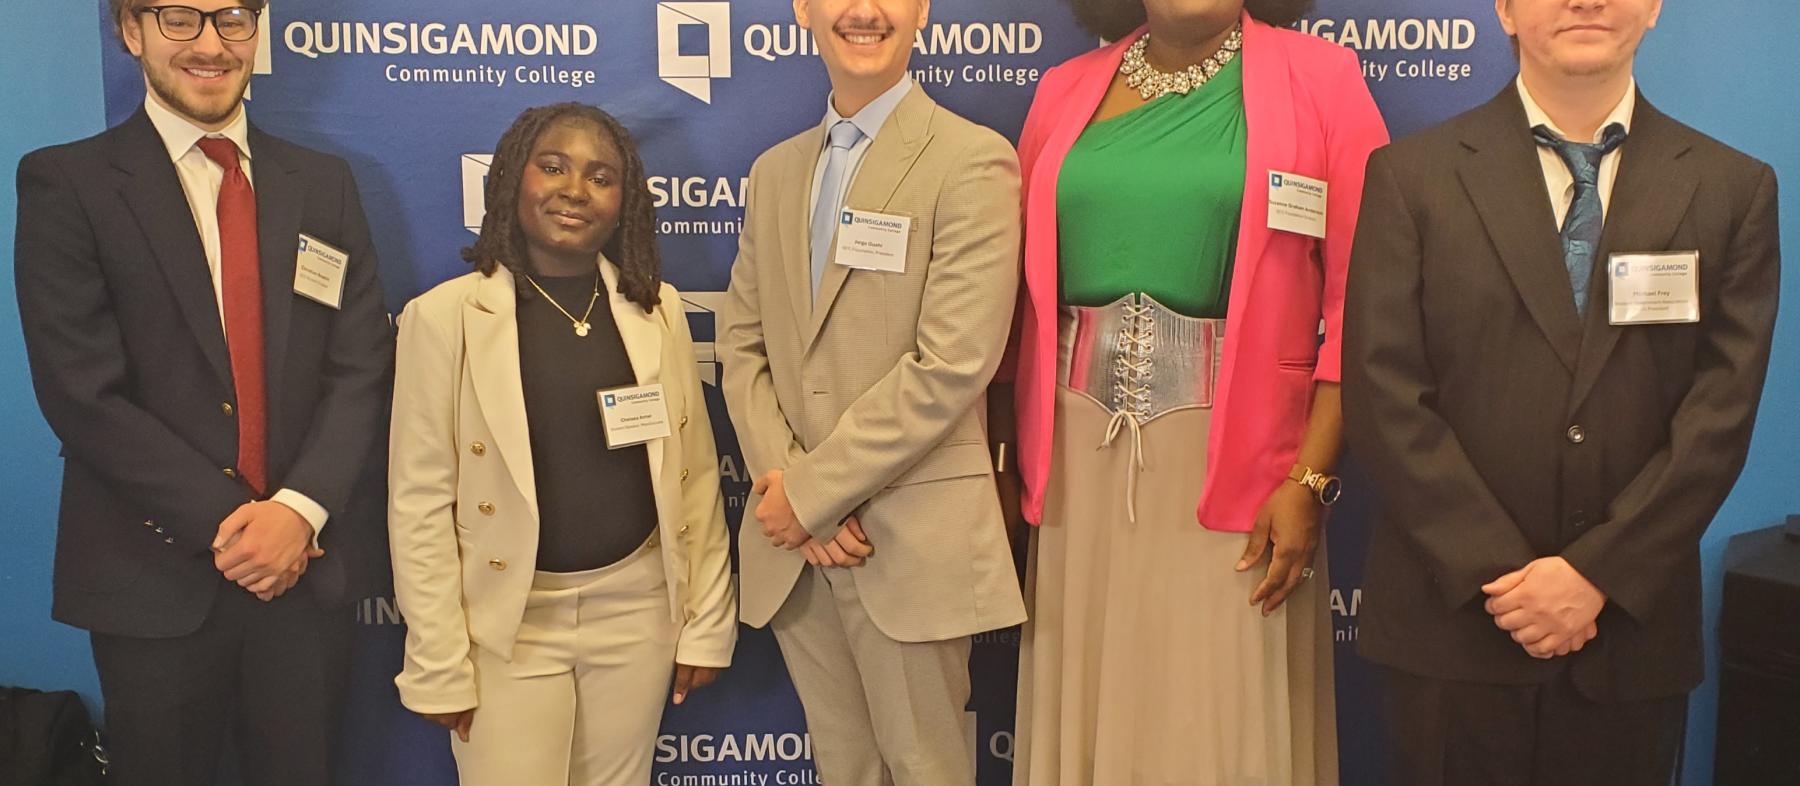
[388,259,735,714]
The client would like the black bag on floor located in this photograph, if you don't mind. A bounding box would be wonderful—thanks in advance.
[0,686,107,785]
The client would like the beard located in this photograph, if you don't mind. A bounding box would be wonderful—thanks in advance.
[144,60,250,126]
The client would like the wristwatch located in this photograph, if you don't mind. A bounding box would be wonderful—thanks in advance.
[1288,464,1342,506]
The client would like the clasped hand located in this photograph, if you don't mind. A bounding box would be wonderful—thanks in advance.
[751,470,873,567]
[1482,556,1604,659]
[212,500,321,602]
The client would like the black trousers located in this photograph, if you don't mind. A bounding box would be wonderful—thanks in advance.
[90,580,354,786]
[1382,667,1687,786]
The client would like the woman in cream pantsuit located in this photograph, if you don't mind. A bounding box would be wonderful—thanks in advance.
[388,103,736,785]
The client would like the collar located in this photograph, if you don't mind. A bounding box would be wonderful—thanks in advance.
[143,88,252,164]
[822,77,914,147]
[1517,74,1635,143]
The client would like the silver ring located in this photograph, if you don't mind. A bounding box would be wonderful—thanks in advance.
[1300,567,1316,581]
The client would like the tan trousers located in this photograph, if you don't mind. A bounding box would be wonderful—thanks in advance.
[771,566,976,786]
[452,539,679,786]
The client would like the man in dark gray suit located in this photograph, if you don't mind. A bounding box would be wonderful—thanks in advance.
[1344,0,1779,783]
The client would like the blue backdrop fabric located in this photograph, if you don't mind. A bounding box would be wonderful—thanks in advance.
[0,1,1787,784]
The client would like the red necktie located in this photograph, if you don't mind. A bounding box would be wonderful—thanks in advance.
[197,137,267,495]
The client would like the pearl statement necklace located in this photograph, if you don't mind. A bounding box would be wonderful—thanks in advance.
[1118,24,1244,102]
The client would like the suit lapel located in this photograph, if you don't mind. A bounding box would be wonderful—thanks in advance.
[601,259,668,518]
[110,110,234,389]
[1231,14,1296,306]
[249,125,300,417]
[463,273,539,515]
[780,127,823,339]
[1568,96,1698,408]
[805,86,935,350]
[1457,86,1582,372]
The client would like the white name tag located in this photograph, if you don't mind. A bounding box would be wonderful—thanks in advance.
[1266,170,1328,240]
[597,383,672,448]
[1608,251,1701,325]
[832,208,910,273]
[294,234,347,309]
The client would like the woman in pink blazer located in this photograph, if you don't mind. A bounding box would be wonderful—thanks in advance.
[1001,2,1387,783]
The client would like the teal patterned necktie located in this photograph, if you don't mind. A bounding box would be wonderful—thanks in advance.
[1532,122,1628,315]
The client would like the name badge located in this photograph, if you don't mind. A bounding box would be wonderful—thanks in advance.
[294,234,348,309]
[1267,170,1328,239]
[1608,251,1701,325]
[597,383,672,448]
[832,208,911,273]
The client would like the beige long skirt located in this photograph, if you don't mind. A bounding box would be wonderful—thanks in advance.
[1014,387,1338,786]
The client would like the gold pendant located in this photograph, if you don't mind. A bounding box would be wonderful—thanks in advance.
[575,322,591,337]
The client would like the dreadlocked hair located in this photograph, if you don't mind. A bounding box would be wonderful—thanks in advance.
[461,102,663,313]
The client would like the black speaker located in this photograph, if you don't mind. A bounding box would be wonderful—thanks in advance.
[1715,515,1800,786]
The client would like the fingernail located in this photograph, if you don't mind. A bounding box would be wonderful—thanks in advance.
[1234,560,1247,571]
[673,693,685,705]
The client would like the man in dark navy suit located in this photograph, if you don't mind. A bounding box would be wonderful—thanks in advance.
[13,2,391,784]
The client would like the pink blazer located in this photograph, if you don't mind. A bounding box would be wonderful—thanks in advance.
[1012,13,1389,531]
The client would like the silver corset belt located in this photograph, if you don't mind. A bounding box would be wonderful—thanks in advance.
[1057,293,1224,423]
[1057,293,1224,524]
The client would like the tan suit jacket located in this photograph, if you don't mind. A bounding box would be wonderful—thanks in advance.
[388,260,736,714]
[720,86,1027,642]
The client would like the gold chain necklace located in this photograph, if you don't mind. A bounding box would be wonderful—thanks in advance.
[525,274,601,337]
[1118,24,1244,101]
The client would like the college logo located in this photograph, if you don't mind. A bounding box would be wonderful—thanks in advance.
[657,2,732,104]
[462,154,493,235]
[681,292,727,387]
[603,393,617,407]
[841,210,853,225]
[1614,260,1630,277]
[1270,173,1284,188]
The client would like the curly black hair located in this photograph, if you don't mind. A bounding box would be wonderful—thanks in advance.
[1066,0,1315,42]
[462,103,662,313]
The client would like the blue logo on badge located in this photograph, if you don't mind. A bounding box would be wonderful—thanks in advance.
[1271,173,1283,188]
[841,210,853,225]
[603,394,616,407]
[298,237,309,253]
[1614,260,1630,277]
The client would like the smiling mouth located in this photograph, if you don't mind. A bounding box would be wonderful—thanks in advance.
[837,29,891,47]
[549,210,593,226]
[182,66,232,80]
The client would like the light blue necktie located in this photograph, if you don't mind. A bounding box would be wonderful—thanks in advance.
[1532,122,1628,315]
[810,120,866,305]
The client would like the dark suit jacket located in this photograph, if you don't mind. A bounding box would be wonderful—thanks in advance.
[14,109,394,639]
[1344,85,1780,702]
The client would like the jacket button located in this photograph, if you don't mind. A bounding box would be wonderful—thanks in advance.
[220,402,233,416]
[164,537,176,544]
[680,468,690,481]
[470,441,486,456]
[478,501,496,516]
[154,526,165,534]
[143,520,156,528]
[679,525,691,536]
[1566,425,1585,444]
[679,415,689,429]
[222,467,237,478]
[488,558,507,571]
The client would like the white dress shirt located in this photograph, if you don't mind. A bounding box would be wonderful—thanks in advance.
[808,77,915,220]
[143,94,329,539]
[1517,75,1636,228]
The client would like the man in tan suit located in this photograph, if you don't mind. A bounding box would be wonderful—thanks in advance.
[717,1,1025,783]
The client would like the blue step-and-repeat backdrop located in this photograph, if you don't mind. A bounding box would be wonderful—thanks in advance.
[96,2,1518,784]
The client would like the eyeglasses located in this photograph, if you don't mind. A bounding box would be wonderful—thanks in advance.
[136,5,261,43]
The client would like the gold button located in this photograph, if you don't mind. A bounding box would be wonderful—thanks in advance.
[679,415,689,429]
[470,441,486,456]
[220,402,234,416]
[680,468,690,481]
[488,558,507,571]
[478,501,495,516]
[222,467,237,478]
[679,525,691,536]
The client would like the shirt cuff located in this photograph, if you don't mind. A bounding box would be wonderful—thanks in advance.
[271,489,329,548]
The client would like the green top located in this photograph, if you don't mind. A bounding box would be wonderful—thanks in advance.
[1056,57,1247,319]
